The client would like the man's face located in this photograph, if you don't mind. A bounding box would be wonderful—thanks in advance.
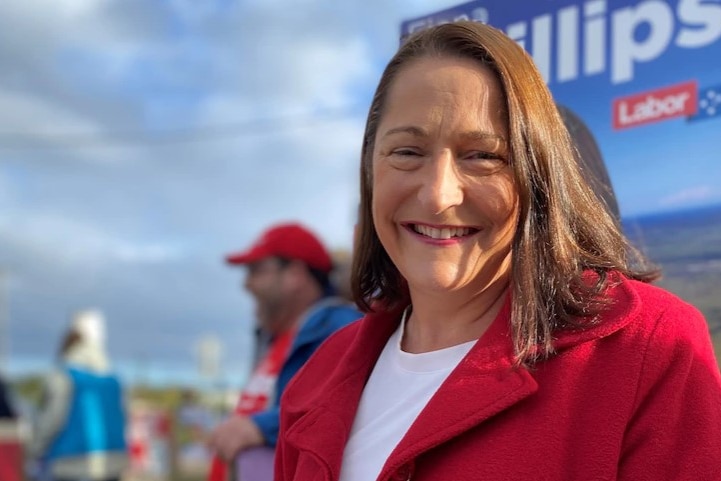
[243,257,290,334]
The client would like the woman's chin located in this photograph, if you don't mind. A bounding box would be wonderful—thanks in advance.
[404,270,472,294]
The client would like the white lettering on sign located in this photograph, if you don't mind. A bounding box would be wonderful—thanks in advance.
[618,92,690,123]
[612,80,698,129]
[403,0,720,85]
[504,0,721,85]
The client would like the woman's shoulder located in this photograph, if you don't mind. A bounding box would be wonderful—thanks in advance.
[310,315,366,357]
[282,308,401,409]
[557,275,710,356]
[603,277,716,373]
[283,316,366,395]
[616,277,707,337]
[613,277,721,436]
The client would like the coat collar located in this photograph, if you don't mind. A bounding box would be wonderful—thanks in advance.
[284,299,538,478]
[377,297,539,479]
[283,276,641,478]
[283,304,401,478]
[550,274,640,351]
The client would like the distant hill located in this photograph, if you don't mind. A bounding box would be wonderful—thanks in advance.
[623,203,721,336]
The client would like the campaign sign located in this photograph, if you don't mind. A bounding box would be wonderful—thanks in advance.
[401,0,721,358]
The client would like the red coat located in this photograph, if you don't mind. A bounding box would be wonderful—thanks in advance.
[276,278,721,481]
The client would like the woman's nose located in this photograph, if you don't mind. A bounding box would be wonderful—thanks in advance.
[416,150,464,214]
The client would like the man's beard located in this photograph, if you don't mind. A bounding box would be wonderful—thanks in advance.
[255,298,286,334]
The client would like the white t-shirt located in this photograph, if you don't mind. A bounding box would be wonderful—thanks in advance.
[339,311,476,481]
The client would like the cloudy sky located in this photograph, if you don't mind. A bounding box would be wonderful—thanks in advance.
[2,0,719,386]
[0,0,466,385]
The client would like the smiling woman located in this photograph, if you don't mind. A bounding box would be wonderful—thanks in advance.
[274,21,721,481]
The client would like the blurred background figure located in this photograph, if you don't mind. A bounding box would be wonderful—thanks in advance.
[0,374,16,419]
[29,309,128,481]
[207,222,361,481]
[557,104,621,222]
[175,389,217,475]
[330,249,354,303]
[0,374,23,481]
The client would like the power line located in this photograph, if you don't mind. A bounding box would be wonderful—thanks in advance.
[0,107,364,150]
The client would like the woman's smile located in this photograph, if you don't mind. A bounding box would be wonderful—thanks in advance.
[403,222,480,245]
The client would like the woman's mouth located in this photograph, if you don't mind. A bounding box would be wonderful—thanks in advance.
[410,224,479,240]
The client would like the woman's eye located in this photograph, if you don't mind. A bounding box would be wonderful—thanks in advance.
[392,148,421,156]
[386,147,424,170]
[465,151,501,161]
[462,151,507,174]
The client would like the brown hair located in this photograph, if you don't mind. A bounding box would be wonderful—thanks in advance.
[351,21,658,365]
[58,328,82,358]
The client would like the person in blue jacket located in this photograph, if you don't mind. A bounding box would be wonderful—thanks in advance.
[207,222,361,481]
[30,310,128,481]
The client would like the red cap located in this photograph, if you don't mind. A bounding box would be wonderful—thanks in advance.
[225,223,333,273]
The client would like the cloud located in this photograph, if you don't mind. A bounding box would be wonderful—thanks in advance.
[659,186,721,209]
[0,212,185,267]
[0,168,17,208]
[0,90,96,133]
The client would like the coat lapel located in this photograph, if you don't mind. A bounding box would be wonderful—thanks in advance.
[378,299,539,479]
[283,306,405,479]
[283,300,538,480]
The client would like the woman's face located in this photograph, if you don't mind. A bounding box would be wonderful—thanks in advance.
[372,55,518,296]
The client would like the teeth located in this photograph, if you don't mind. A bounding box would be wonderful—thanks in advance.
[414,225,472,239]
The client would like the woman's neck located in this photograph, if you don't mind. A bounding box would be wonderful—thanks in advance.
[402,278,510,354]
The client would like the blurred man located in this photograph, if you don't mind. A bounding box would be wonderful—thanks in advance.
[0,375,21,481]
[207,222,361,481]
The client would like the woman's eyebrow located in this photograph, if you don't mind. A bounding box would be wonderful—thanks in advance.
[380,125,428,139]
[457,130,507,143]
